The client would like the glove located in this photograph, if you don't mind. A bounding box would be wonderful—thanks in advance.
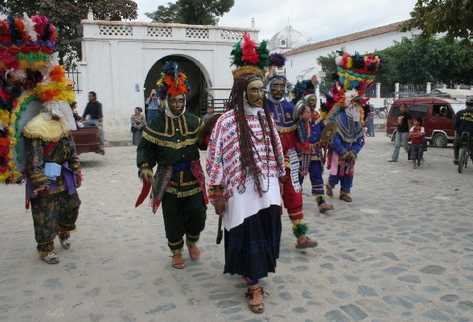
[139,166,154,182]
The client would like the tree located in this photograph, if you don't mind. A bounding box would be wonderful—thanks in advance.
[1,0,137,68]
[146,0,235,25]
[317,53,337,94]
[407,0,473,40]
[317,36,473,96]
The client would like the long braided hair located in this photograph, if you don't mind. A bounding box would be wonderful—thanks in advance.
[226,76,283,196]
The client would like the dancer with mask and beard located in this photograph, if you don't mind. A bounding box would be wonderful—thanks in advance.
[325,52,381,202]
[265,55,318,249]
[136,62,207,269]
[206,34,285,314]
[0,15,81,264]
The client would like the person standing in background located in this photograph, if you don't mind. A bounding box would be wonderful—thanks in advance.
[145,89,160,124]
[130,107,145,145]
[83,91,105,154]
[389,104,410,162]
[366,104,375,137]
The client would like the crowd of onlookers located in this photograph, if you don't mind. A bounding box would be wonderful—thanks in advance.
[388,97,473,169]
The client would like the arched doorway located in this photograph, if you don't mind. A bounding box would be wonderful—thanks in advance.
[144,55,208,116]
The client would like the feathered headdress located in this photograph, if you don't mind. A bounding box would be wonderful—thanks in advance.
[293,79,315,104]
[335,51,381,96]
[266,52,287,84]
[0,14,73,184]
[322,51,381,113]
[156,61,190,99]
[231,33,269,80]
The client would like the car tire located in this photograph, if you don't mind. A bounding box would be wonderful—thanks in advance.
[431,132,448,148]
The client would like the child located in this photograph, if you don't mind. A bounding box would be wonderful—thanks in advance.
[409,117,425,168]
[294,101,334,213]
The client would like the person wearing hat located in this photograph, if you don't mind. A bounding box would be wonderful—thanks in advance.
[0,15,82,264]
[325,52,380,202]
[136,62,207,269]
[265,55,318,249]
[454,96,473,164]
[294,96,334,213]
[206,33,285,314]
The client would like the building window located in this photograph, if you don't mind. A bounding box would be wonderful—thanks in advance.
[280,39,287,48]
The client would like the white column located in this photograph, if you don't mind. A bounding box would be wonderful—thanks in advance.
[426,82,432,94]
[395,82,400,99]
[376,82,381,98]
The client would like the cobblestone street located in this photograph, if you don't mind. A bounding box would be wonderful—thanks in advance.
[1,135,473,322]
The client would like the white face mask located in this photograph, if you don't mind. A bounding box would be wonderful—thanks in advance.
[46,101,77,131]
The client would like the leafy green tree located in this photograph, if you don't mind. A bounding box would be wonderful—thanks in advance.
[146,0,235,25]
[1,0,137,68]
[317,36,473,95]
[407,0,473,40]
[317,53,337,94]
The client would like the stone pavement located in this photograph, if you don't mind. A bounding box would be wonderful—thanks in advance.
[1,135,473,322]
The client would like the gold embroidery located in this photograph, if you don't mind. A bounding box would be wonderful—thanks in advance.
[143,131,198,149]
[277,125,297,134]
[180,171,198,186]
[168,240,184,246]
[165,186,201,198]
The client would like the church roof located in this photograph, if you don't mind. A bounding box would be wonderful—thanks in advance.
[285,20,409,56]
[268,25,308,51]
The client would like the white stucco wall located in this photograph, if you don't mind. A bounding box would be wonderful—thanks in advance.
[77,20,258,141]
[285,30,418,84]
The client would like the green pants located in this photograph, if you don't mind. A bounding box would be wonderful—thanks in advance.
[30,191,81,253]
[161,192,206,252]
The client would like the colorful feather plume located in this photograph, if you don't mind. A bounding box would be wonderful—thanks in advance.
[0,14,72,184]
[156,61,190,98]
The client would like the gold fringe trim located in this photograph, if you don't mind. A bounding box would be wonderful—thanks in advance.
[143,131,198,149]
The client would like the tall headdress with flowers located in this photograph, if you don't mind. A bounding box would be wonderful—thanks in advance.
[322,51,381,114]
[0,14,75,183]
[230,32,269,80]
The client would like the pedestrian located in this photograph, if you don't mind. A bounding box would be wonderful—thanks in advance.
[206,33,285,314]
[453,97,473,164]
[203,105,215,122]
[145,89,160,123]
[409,117,425,169]
[366,104,375,137]
[130,107,145,145]
[265,54,318,249]
[389,104,410,162]
[83,91,105,154]
[136,62,207,270]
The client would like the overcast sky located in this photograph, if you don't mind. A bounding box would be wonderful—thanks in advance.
[136,0,417,41]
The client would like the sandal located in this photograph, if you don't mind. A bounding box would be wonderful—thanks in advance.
[319,202,334,214]
[40,251,60,265]
[187,244,201,261]
[339,192,353,203]
[59,232,71,250]
[296,236,318,249]
[171,252,185,269]
[246,286,264,314]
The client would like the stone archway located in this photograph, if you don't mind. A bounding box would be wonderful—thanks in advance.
[144,55,209,116]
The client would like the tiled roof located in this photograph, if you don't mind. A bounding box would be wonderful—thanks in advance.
[285,20,409,56]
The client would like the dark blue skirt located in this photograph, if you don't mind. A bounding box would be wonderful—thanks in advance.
[224,205,282,280]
